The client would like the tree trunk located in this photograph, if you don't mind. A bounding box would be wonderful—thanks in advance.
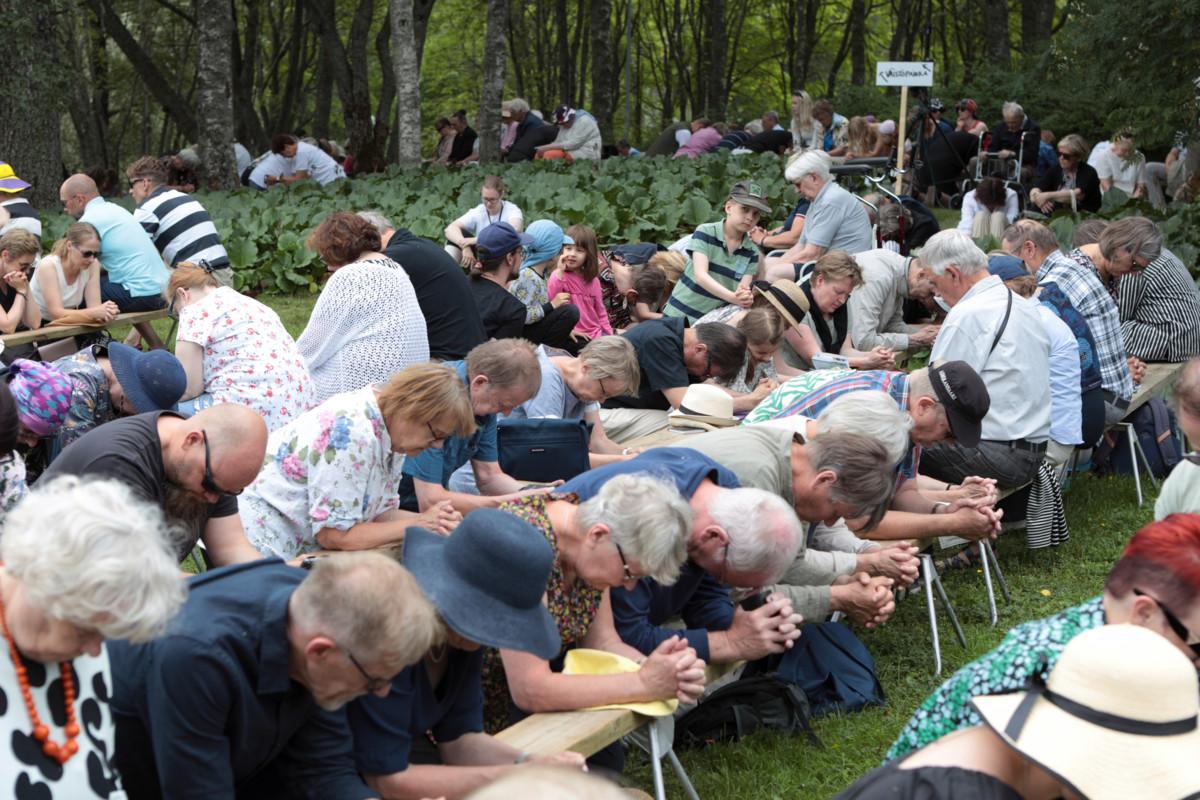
[480,0,508,162]
[982,0,1010,67]
[374,10,396,163]
[84,0,199,140]
[590,0,614,137]
[849,0,867,85]
[196,0,238,190]
[703,0,726,118]
[391,0,422,166]
[555,0,571,104]
[65,2,107,169]
[790,0,810,89]
[0,0,64,207]
[231,0,267,151]
[1020,0,1053,58]
[313,37,334,139]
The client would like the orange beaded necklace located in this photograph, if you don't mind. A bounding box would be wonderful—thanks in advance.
[0,586,80,764]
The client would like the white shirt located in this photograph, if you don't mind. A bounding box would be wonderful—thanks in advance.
[29,254,89,321]
[930,275,1051,442]
[1094,148,1145,194]
[456,200,523,237]
[1087,140,1110,169]
[1036,304,1083,445]
[234,142,252,175]
[291,141,346,186]
[247,152,293,189]
[956,187,1020,232]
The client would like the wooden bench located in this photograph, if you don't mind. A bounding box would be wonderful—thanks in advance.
[0,309,169,349]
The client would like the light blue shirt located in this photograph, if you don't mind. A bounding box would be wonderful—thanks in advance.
[1036,304,1083,445]
[80,197,169,298]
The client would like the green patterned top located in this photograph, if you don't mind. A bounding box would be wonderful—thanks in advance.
[885,595,1106,762]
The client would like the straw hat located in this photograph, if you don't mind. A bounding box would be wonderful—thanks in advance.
[753,279,810,330]
[971,624,1200,800]
[668,383,738,430]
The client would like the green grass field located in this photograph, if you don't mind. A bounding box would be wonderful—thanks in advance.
[145,287,1155,798]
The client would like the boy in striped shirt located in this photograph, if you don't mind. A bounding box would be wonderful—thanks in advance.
[665,181,770,322]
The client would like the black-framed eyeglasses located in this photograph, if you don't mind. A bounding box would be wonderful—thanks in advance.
[128,177,148,190]
[719,542,731,585]
[1134,588,1200,657]
[614,542,635,582]
[346,648,391,693]
[72,243,100,259]
[702,352,715,380]
[1057,151,1075,159]
[1182,451,1200,466]
[426,420,448,442]
[201,429,243,496]
[597,376,610,397]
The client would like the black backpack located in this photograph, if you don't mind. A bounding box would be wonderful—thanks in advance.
[674,674,821,750]
[760,621,886,718]
[1093,397,1183,480]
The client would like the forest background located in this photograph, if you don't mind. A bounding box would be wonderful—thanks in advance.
[2,0,1198,207]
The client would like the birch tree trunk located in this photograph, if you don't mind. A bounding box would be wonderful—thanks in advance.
[391,0,422,166]
[196,0,238,190]
[0,0,65,207]
[479,0,508,163]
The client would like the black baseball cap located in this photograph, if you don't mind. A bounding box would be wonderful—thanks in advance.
[928,360,990,447]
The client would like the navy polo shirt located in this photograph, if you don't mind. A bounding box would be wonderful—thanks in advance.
[348,648,485,776]
[557,448,740,662]
[108,560,372,800]
[398,360,499,510]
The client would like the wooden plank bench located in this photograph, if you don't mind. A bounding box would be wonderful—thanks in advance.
[0,309,168,349]
[494,660,741,758]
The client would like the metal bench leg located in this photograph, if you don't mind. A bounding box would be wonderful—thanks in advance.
[648,716,700,800]
[921,555,943,675]
[979,538,998,627]
[981,539,1012,604]
[931,565,968,648]
[1125,424,1144,506]
[1129,431,1161,492]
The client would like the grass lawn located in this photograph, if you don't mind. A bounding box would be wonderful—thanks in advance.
[159,290,1157,798]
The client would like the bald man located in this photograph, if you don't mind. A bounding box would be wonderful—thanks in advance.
[60,173,170,348]
[41,404,268,566]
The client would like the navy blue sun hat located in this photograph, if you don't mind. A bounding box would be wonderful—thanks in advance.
[106,342,187,413]
[475,221,534,261]
[402,508,560,659]
[988,254,1028,281]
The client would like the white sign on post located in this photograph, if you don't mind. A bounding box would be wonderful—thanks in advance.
[874,61,935,191]
[875,62,934,87]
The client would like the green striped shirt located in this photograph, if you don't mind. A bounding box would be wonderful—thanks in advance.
[665,221,759,322]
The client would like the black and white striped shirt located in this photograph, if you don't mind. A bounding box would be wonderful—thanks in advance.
[134,186,229,270]
[1116,247,1200,363]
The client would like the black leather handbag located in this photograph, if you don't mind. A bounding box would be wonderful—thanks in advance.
[496,418,592,483]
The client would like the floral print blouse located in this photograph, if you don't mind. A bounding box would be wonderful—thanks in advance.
[885,595,1106,761]
[480,494,604,732]
[509,265,552,324]
[238,386,405,559]
[177,286,315,431]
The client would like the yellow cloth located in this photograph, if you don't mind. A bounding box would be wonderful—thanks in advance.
[561,649,678,717]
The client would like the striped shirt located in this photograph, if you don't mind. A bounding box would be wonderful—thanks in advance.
[1039,249,1133,401]
[744,368,920,480]
[135,186,229,270]
[665,221,759,322]
[0,198,41,239]
[1114,247,1200,363]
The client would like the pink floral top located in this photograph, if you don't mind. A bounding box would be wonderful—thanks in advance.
[177,286,315,431]
[238,386,405,559]
[547,270,613,339]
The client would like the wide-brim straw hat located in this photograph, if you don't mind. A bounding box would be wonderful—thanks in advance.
[668,383,739,429]
[971,624,1200,800]
[754,279,810,330]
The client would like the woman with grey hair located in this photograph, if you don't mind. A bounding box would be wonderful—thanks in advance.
[480,474,705,732]
[0,476,185,797]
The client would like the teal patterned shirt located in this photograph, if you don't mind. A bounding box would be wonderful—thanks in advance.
[884,595,1106,762]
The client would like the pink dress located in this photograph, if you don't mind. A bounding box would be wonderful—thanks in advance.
[547,270,613,339]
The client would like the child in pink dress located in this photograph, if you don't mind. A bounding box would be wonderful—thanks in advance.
[547,224,613,345]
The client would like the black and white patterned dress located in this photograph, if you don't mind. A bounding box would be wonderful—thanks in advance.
[1,646,124,799]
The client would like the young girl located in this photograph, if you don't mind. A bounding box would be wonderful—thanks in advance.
[547,224,612,345]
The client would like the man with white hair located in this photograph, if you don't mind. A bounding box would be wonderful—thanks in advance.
[110,553,440,799]
[557,450,807,664]
[987,101,1041,184]
[917,229,1051,489]
[765,150,872,279]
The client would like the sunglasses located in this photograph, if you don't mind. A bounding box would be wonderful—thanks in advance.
[201,429,242,496]
[346,648,391,693]
[73,243,100,259]
[1134,588,1200,657]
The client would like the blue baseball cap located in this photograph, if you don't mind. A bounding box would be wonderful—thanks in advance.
[476,221,534,261]
[988,254,1028,281]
